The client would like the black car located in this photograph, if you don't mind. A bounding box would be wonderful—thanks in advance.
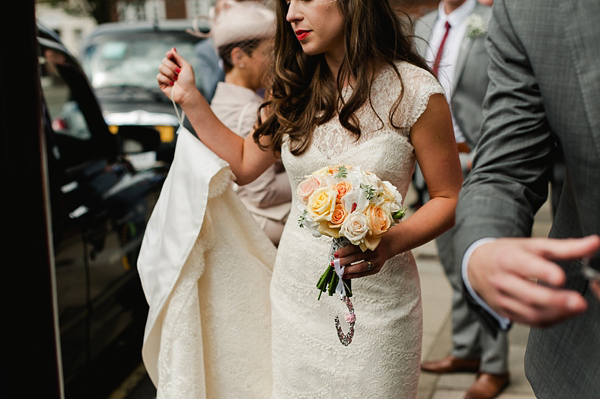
[79,19,213,165]
[37,22,167,397]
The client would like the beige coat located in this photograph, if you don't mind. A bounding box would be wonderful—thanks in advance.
[210,82,292,244]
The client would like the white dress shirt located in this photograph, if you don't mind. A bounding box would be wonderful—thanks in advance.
[462,238,512,330]
[425,0,477,143]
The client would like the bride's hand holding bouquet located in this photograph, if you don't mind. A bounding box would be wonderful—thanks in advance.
[298,164,406,287]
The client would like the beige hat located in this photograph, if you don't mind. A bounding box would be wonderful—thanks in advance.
[211,2,276,48]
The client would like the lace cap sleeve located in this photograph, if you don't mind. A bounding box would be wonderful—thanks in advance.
[392,63,445,130]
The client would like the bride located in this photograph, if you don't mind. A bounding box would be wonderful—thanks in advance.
[154,0,462,397]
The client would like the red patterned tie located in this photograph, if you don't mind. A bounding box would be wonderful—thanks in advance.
[432,21,451,76]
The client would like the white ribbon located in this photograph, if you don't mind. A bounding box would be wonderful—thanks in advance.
[332,257,346,298]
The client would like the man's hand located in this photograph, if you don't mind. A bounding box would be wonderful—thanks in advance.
[590,281,600,301]
[468,235,600,327]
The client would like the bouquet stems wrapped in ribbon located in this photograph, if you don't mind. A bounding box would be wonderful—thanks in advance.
[297,164,406,345]
[317,236,353,300]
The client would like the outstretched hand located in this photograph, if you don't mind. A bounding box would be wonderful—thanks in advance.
[591,280,600,301]
[468,235,600,327]
[157,47,198,104]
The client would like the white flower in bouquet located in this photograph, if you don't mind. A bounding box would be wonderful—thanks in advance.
[359,169,383,193]
[341,186,370,214]
[340,212,369,245]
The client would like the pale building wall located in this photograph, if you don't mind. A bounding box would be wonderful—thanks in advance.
[35,3,97,55]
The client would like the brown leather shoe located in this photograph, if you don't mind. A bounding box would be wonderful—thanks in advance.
[420,355,481,373]
[464,372,510,399]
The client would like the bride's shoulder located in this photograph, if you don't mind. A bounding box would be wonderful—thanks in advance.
[375,62,442,96]
[386,62,445,128]
[395,62,440,89]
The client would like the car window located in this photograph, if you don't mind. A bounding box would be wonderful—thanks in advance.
[41,48,93,141]
[82,31,203,91]
[39,42,118,169]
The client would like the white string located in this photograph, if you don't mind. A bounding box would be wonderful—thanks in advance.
[170,83,186,127]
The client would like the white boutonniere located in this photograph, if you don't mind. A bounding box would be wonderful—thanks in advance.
[466,14,487,38]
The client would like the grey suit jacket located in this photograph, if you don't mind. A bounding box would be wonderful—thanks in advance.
[413,3,492,149]
[455,1,600,397]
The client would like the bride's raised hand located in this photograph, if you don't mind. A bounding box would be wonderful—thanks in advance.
[157,47,198,104]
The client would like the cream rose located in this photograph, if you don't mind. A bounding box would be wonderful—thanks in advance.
[311,166,334,177]
[382,181,403,209]
[361,170,382,191]
[297,176,323,204]
[307,187,337,222]
[340,212,369,246]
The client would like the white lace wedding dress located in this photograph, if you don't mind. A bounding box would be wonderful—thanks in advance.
[140,61,444,399]
[271,61,444,398]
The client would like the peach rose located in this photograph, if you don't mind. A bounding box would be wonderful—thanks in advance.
[297,176,322,204]
[367,204,392,237]
[360,205,393,251]
[307,187,337,222]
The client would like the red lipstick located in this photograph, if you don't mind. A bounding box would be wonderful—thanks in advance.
[295,30,311,41]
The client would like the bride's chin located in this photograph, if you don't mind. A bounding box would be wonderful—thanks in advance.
[299,43,322,57]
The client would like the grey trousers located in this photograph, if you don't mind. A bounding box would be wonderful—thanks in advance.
[436,227,509,374]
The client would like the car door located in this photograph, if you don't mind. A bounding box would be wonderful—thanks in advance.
[39,34,166,390]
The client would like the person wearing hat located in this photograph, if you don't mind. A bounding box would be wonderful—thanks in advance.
[192,0,268,102]
[210,2,291,246]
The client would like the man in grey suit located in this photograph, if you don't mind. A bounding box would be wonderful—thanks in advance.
[456,0,600,397]
[414,2,509,398]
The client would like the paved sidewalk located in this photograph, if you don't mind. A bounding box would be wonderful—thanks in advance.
[409,185,551,399]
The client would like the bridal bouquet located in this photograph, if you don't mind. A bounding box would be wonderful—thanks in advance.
[297,164,406,345]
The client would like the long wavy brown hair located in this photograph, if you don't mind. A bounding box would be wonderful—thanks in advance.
[253,0,432,156]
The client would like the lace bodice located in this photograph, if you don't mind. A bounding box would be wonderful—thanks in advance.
[286,61,443,204]
[311,62,442,154]
[270,62,444,398]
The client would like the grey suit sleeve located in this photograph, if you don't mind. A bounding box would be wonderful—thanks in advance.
[454,0,556,290]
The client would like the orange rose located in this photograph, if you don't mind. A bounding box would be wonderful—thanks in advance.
[334,181,352,201]
[329,203,348,226]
